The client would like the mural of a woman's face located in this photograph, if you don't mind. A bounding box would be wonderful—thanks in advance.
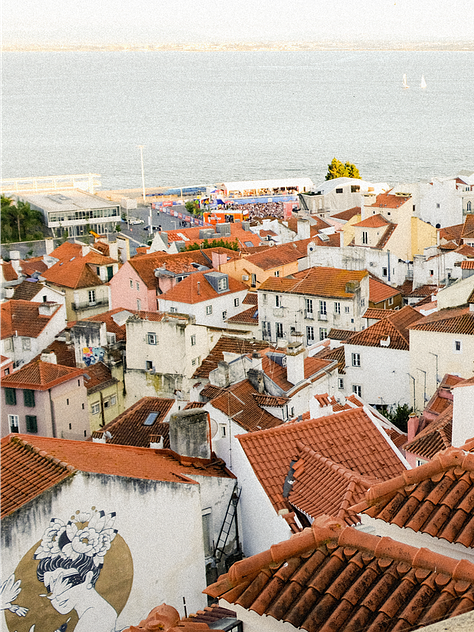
[43,569,94,615]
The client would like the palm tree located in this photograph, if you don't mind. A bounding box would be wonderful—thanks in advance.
[1,196,45,242]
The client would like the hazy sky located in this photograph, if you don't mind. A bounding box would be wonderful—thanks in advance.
[4,0,474,45]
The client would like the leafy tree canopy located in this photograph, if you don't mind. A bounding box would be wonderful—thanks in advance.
[325,158,361,181]
[1,195,45,243]
[184,238,239,252]
[184,200,202,216]
[384,403,413,433]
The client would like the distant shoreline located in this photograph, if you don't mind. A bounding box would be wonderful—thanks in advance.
[3,40,474,53]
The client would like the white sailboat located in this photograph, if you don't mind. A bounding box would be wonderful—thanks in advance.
[402,74,409,89]
[421,75,427,89]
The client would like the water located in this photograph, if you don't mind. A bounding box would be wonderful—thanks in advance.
[2,50,474,190]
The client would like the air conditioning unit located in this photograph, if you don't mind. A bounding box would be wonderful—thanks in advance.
[106,332,116,345]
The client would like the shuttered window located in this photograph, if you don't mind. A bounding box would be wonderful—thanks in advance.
[5,388,16,405]
[26,415,38,433]
[23,389,36,407]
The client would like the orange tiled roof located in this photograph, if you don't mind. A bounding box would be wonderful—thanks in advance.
[41,256,104,289]
[439,223,464,243]
[1,261,19,282]
[363,307,393,320]
[226,305,258,325]
[1,435,74,518]
[192,337,272,379]
[204,513,474,631]
[328,328,353,341]
[32,340,77,367]
[19,257,48,276]
[121,603,230,632]
[373,189,412,208]
[259,267,368,299]
[409,306,474,335]
[237,407,406,515]
[11,279,45,301]
[376,222,398,249]
[331,206,361,221]
[243,239,312,270]
[84,361,117,393]
[91,396,175,448]
[286,442,378,524]
[48,241,83,260]
[353,446,474,548]
[369,277,401,303]
[242,292,258,305]
[353,214,391,228]
[312,345,346,374]
[460,260,474,269]
[209,379,283,432]
[1,300,61,339]
[456,243,474,257]
[261,354,333,393]
[1,359,84,390]
[402,405,453,460]
[345,305,422,350]
[252,393,290,407]
[461,214,474,239]
[6,434,234,483]
[159,269,247,305]
[408,283,438,297]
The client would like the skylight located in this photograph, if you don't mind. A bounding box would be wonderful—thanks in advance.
[143,412,159,426]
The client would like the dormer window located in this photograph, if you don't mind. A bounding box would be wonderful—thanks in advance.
[218,277,228,291]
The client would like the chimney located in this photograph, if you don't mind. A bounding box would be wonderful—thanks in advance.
[247,367,265,393]
[286,342,306,386]
[197,281,200,295]
[38,302,57,316]
[9,251,21,273]
[149,434,164,449]
[92,431,106,444]
[211,250,227,270]
[452,379,474,448]
[45,238,55,255]
[169,409,211,459]
[297,219,310,241]
[40,350,57,364]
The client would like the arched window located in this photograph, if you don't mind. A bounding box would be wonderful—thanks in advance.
[467,201,472,212]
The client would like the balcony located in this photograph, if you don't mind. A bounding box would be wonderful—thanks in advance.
[72,298,108,311]
[304,309,314,319]
[318,312,328,321]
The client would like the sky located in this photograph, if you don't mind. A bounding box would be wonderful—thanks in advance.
[3,0,474,45]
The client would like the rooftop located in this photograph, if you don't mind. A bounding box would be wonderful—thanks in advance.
[1,300,61,340]
[372,189,412,208]
[237,407,407,515]
[204,513,474,632]
[68,306,137,341]
[1,359,84,391]
[345,305,422,350]
[192,336,271,380]
[258,267,368,299]
[11,279,49,301]
[243,239,312,270]
[403,406,453,461]
[409,306,474,335]
[159,269,247,305]
[226,305,259,325]
[90,396,175,448]
[331,206,361,221]
[353,214,391,229]
[369,277,401,303]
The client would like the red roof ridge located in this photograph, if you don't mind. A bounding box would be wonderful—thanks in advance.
[204,513,474,598]
[10,435,77,473]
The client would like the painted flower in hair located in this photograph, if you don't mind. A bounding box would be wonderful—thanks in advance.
[34,519,66,560]
[34,510,117,564]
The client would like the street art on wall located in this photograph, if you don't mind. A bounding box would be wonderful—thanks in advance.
[82,347,105,367]
[2,509,133,632]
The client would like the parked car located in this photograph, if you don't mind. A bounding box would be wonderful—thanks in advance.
[129,217,144,225]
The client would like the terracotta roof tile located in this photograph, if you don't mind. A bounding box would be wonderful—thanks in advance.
[331,207,361,221]
[91,396,175,448]
[242,292,258,305]
[403,406,453,460]
[184,401,206,410]
[261,353,333,393]
[1,261,19,282]
[204,513,474,631]
[369,278,401,303]
[226,305,258,324]
[243,239,312,270]
[237,407,406,515]
[159,269,247,305]
[363,307,393,320]
[328,328,353,341]
[345,305,422,350]
[121,603,229,631]
[373,189,412,208]
[5,434,234,483]
[353,214,391,228]
[409,306,474,335]
[456,244,474,257]
[259,267,368,299]
[1,435,73,518]
[48,241,83,260]
[408,284,438,297]
[397,279,414,296]
[312,345,346,374]
[11,279,46,300]
[353,446,474,548]
[376,222,398,249]
[1,359,84,390]
[1,300,61,339]
[252,393,290,407]
[84,361,117,393]
[192,337,271,380]
[461,214,474,239]
[460,260,474,269]
[210,380,283,432]
[32,340,77,367]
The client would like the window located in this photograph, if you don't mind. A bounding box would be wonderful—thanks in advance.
[352,384,362,397]
[413,204,416,212]
[104,395,116,408]
[137,299,141,310]
[275,295,281,307]
[69,423,72,430]
[276,322,283,338]
[319,328,327,340]
[361,298,366,308]
[202,509,213,558]
[5,339,12,351]
[234,298,239,307]
[262,321,271,337]
[251,273,257,287]
[436,203,440,209]
[8,414,19,433]
[147,332,157,345]
[91,402,100,415]
[26,415,37,433]
[362,231,368,245]
[467,201,472,212]
[88,290,96,304]
[22,337,31,351]
[382,267,388,277]
[136,282,140,291]
[306,326,314,342]
[338,378,344,390]
[146,361,153,371]
[4,368,10,375]
[352,353,361,367]
[222,311,227,320]
[274,271,280,277]
[351,185,360,193]
[334,302,341,314]
[389,297,393,306]
[429,269,434,276]
[5,388,16,406]
[220,424,227,438]
[66,399,69,405]
[191,334,197,346]
[319,300,327,315]
[206,305,213,315]
[345,306,350,314]
[130,279,133,288]
[169,306,177,313]
[218,277,228,291]
[262,294,267,303]
[23,390,35,408]
[336,188,343,194]
[305,298,313,313]
[454,340,462,353]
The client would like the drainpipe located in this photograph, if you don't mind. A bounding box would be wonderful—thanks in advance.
[48,388,57,437]
[387,250,391,283]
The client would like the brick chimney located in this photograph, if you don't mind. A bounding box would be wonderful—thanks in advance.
[169,409,211,459]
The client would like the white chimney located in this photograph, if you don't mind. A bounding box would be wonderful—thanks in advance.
[451,379,474,447]
[149,435,164,449]
[9,251,21,273]
[297,219,311,241]
[286,343,306,386]
[40,351,57,364]
[38,302,57,316]
[45,239,55,255]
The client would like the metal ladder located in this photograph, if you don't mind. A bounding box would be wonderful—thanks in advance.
[213,482,241,563]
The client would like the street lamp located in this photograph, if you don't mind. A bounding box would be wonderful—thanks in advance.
[138,145,146,205]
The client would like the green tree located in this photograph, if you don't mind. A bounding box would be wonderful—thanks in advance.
[325,158,361,181]
[385,403,413,433]
[1,196,44,242]
[185,200,201,216]
[184,238,239,252]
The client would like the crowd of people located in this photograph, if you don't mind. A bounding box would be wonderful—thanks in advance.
[227,201,284,220]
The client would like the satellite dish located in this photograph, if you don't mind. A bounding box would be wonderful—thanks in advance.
[210,418,219,439]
